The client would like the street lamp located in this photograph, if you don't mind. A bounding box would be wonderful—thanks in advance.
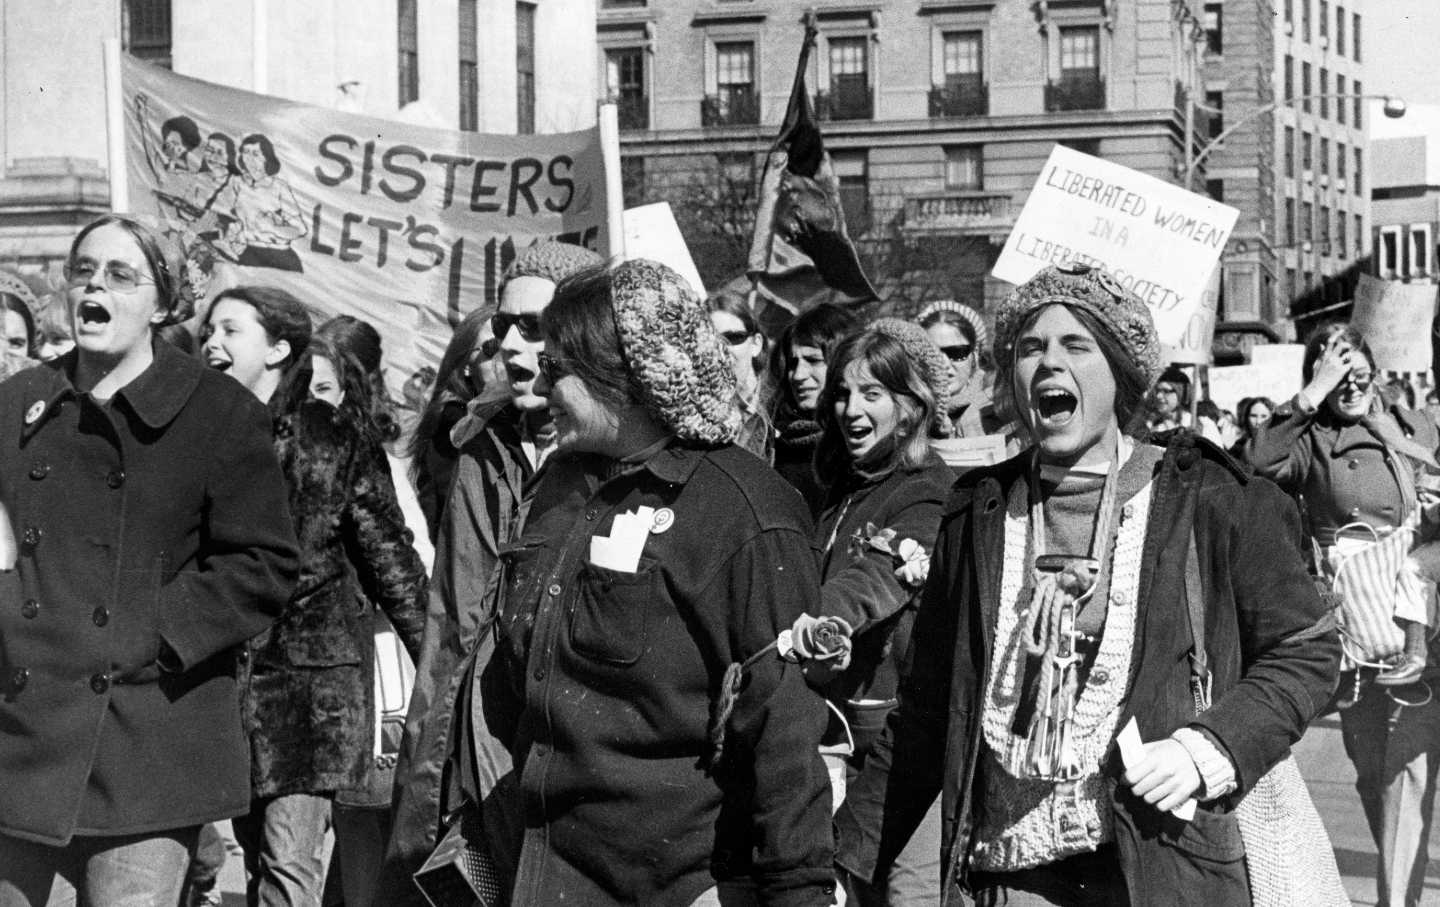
[1185,93,1406,187]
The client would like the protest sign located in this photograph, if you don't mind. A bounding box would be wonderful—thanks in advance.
[992,145,1239,351]
[623,203,706,299]
[118,55,613,397]
[1206,343,1305,414]
[1351,274,1439,373]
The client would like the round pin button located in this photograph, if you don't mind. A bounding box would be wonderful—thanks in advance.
[24,401,44,425]
[650,508,675,534]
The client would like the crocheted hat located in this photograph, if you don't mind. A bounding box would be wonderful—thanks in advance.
[610,259,740,445]
[503,240,604,286]
[915,299,989,353]
[0,270,38,310]
[867,317,954,437]
[992,262,1162,388]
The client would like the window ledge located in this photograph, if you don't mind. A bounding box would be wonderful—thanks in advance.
[918,0,998,13]
[692,6,768,25]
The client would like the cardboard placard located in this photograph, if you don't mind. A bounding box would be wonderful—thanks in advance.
[1206,344,1306,414]
[1351,274,1439,373]
[622,202,707,300]
[993,146,1239,351]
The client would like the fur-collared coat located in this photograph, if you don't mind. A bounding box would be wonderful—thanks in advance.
[242,400,427,799]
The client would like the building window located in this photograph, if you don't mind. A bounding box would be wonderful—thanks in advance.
[1285,198,1296,245]
[1338,214,1347,258]
[602,0,647,7]
[1284,126,1295,177]
[1320,205,1331,246]
[1319,0,1329,39]
[1205,90,1224,140]
[1336,142,1346,186]
[1354,147,1362,193]
[1204,3,1223,54]
[1206,179,1223,202]
[398,0,419,105]
[1319,137,1329,176]
[1301,62,1311,112]
[1354,214,1363,256]
[1336,74,1346,124]
[1411,226,1432,277]
[620,156,646,208]
[1286,268,1297,303]
[1301,131,1312,174]
[1285,0,1293,25]
[1301,0,1311,41]
[1318,69,1328,119]
[944,146,983,190]
[458,0,479,131]
[825,36,872,120]
[833,151,870,235]
[1336,6,1346,54]
[1353,81,1363,128]
[1058,138,1102,157]
[1301,201,1313,242]
[705,42,758,126]
[932,31,987,117]
[1284,55,1294,101]
[1380,227,1400,277]
[515,3,536,134]
[122,0,172,69]
[606,48,646,130]
[1353,12,1361,61]
[1048,25,1104,111]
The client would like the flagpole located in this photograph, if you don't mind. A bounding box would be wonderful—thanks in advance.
[103,39,128,213]
[598,102,626,261]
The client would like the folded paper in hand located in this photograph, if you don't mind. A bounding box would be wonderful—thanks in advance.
[589,506,654,573]
[1118,716,1195,821]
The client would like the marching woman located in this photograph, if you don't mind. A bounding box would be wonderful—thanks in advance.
[200,286,426,906]
[808,318,955,905]
[835,263,1339,906]
[0,216,299,904]
[479,259,836,904]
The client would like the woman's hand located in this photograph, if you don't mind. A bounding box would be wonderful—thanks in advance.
[1301,339,1357,407]
[1123,738,1202,813]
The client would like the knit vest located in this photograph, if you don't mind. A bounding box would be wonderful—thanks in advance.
[969,476,1153,872]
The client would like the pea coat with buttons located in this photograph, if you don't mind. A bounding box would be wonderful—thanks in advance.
[0,341,300,846]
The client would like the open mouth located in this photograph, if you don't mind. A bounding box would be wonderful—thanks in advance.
[1036,388,1078,424]
[78,301,111,326]
[845,423,872,445]
[506,362,535,384]
[206,356,231,372]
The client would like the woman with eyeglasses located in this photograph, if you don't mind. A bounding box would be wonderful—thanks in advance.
[0,215,299,903]
[771,303,862,515]
[708,290,773,462]
[1248,322,1440,907]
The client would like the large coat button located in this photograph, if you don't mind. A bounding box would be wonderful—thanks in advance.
[28,461,48,480]
[19,599,38,619]
[106,470,125,489]
[90,673,110,694]
[10,667,28,691]
[21,526,41,547]
[92,607,110,627]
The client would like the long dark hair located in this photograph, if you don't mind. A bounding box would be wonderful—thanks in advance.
[0,293,37,358]
[407,307,489,462]
[206,286,313,420]
[769,303,862,417]
[815,330,936,487]
[541,266,642,409]
[316,315,399,444]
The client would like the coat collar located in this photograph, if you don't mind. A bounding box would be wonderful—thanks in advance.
[114,338,204,429]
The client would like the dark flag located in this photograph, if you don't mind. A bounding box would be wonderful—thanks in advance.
[747,14,877,324]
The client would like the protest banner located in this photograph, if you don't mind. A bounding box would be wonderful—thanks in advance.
[115,54,614,397]
[1351,274,1439,373]
[623,203,706,300]
[992,145,1239,352]
[1206,343,1305,414]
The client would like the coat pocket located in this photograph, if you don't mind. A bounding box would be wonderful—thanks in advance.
[495,542,546,663]
[569,559,661,667]
[1158,803,1246,863]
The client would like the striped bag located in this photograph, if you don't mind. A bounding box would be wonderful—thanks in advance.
[1326,519,1419,667]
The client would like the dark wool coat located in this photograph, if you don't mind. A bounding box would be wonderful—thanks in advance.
[242,400,426,799]
[0,342,299,845]
[379,400,532,905]
[834,435,1341,906]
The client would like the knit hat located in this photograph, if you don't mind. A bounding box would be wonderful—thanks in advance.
[503,240,603,286]
[0,270,37,310]
[610,259,740,445]
[916,299,989,353]
[867,317,954,437]
[992,262,1162,388]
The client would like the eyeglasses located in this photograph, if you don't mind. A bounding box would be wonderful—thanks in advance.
[938,344,973,362]
[491,311,542,343]
[536,352,572,385]
[1341,372,1374,391]
[63,258,155,294]
[719,330,754,347]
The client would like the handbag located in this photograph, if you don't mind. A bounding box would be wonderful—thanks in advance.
[1183,530,1348,907]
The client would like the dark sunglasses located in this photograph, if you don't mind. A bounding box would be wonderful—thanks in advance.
[491,311,542,343]
[719,330,754,347]
[939,343,973,361]
[1341,371,1374,391]
[536,352,572,385]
